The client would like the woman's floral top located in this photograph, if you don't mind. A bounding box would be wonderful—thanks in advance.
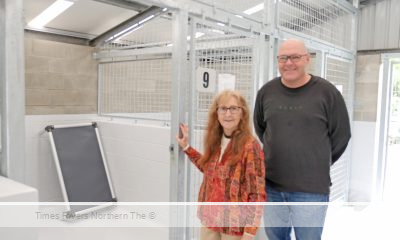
[184,137,266,239]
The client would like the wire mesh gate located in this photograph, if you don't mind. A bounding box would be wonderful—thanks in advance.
[185,18,264,239]
[325,55,354,201]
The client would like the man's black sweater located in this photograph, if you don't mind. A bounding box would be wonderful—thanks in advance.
[254,75,351,194]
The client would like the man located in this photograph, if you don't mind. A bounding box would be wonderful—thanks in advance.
[253,39,351,240]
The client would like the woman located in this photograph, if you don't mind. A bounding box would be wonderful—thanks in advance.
[176,90,266,240]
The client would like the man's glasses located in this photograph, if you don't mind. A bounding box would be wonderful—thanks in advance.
[277,54,308,63]
[217,106,242,114]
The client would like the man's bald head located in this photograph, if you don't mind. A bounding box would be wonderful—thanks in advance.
[278,39,309,55]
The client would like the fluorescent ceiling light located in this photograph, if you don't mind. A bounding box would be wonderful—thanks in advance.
[28,0,74,28]
[107,14,155,42]
[139,15,155,25]
[243,3,264,15]
[115,26,143,41]
[115,23,139,38]
[106,25,143,42]
[212,29,225,35]
[186,32,205,40]
[195,32,205,38]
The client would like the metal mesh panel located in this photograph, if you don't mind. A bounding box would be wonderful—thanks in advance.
[325,56,353,201]
[191,26,255,141]
[277,0,354,50]
[190,34,255,193]
[326,56,352,106]
[99,57,172,121]
[195,0,355,50]
[308,53,317,75]
[97,11,173,122]
[194,43,254,126]
[190,41,254,199]
[193,0,265,18]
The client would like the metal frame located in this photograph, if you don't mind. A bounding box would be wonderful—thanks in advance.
[45,122,117,216]
[47,130,71,212]
[89,6,165,47]
[169,8,189,240]
[0,0,25,181]
[375,53,400,201]
[24,26,96,40]
[186,16,197,239]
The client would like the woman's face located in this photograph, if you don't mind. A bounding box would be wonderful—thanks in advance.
[217,96,242,136]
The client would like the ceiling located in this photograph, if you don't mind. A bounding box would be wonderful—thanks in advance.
[24,0,148,40]
[23,0,266,46]
[23,0,383,45]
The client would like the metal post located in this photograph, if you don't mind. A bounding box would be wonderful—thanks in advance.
[0,0,25,181]
[169,7,189,240]
[314,50,324,78]
[353,0,360,8]
[374,54,397,201]
[185,15,197,240]
[266,0,278,82]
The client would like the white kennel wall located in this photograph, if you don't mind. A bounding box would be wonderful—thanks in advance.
[98,119,170,202]
[24,115,170,203]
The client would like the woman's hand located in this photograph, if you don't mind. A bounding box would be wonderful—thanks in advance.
[176,123,189,149]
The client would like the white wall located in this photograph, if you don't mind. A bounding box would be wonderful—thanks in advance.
[0,176,38,240]
[349,121,377,202]
[0,176,38,201]
[349,52,382,202]
[98,120,170,202]
[24,115,170,202]
[25,114,171,240]
[25,114,97,201]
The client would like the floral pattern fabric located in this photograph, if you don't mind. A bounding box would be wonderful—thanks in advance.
[184,137,266,238]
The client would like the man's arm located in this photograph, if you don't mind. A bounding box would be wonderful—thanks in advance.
[328,90,351,164]
[253,91,266,143]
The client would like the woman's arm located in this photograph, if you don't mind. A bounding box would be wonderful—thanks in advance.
[176,123,205,172]
[184,146,205,173]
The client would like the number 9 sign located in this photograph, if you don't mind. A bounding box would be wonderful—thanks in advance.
[196,67,216,92]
